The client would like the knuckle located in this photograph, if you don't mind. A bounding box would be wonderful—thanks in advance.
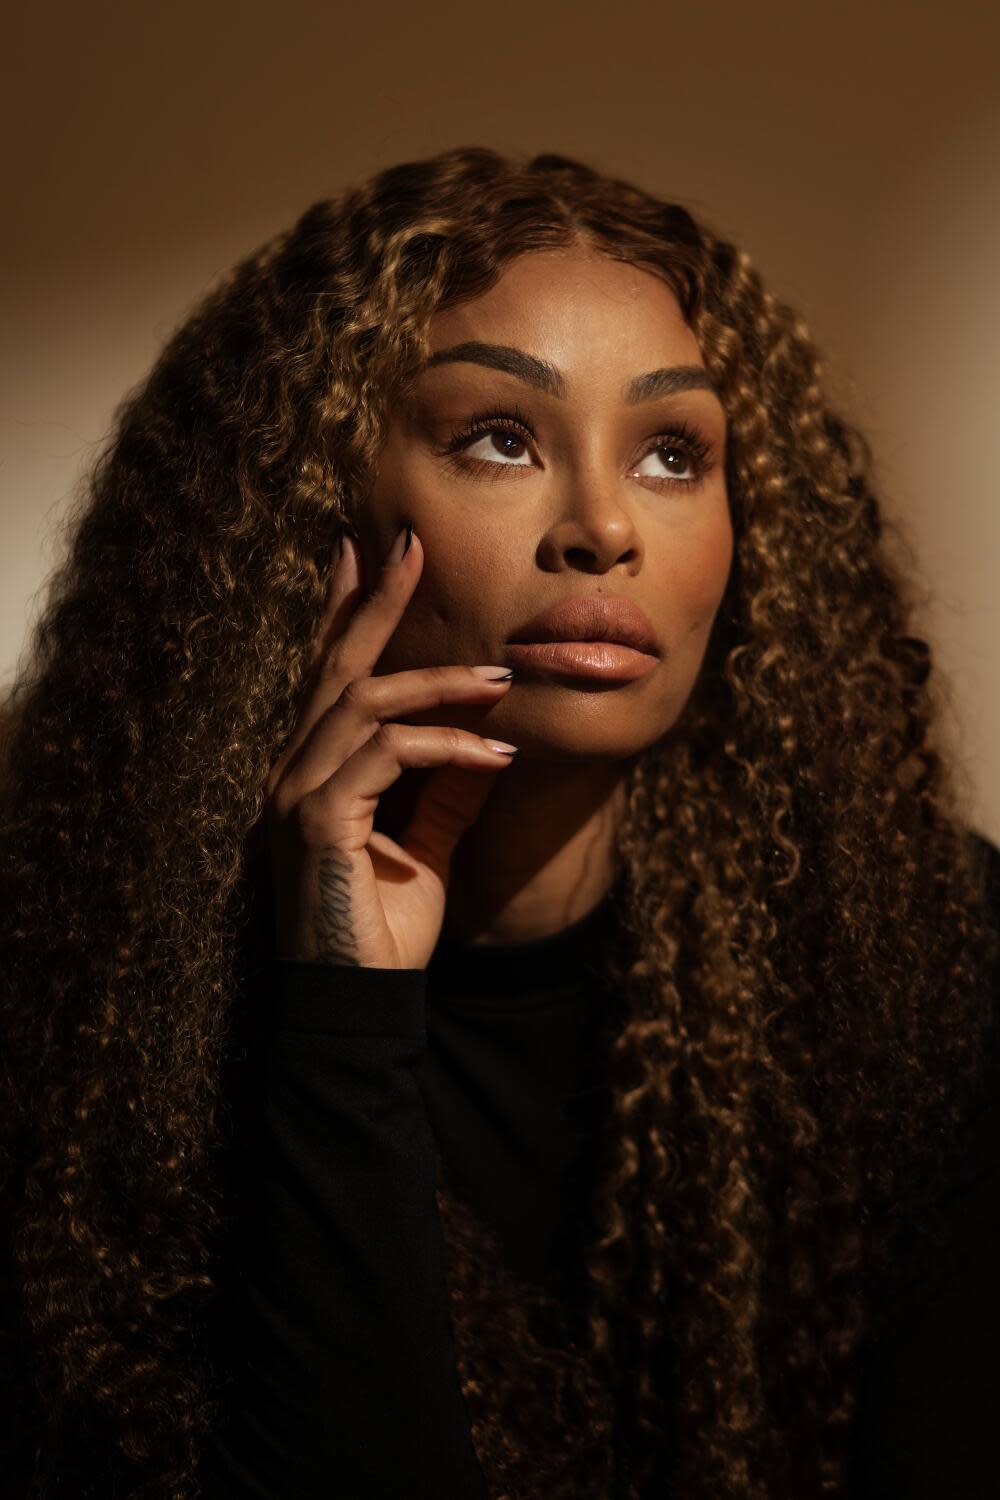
[443,726,470,754]
[338,677,367,713]
[371,721,398,755]
[318,687,364,737]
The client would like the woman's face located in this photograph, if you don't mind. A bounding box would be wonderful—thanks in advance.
[361,245,732,762]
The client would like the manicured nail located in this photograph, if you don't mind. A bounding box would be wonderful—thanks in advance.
[470,666,515,681]
[387,522,413,565]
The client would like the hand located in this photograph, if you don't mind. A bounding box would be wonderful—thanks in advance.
[262,524,517,969]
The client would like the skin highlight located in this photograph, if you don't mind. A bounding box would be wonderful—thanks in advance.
[363,247,733,946]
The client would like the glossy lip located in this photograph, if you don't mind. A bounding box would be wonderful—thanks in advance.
[505,640,658,681]
[506,595,661,656]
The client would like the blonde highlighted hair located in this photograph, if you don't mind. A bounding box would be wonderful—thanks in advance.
[1,146,996,1498]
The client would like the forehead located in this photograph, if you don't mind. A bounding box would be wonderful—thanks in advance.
[414,249,719,413]
[425,248,701,367]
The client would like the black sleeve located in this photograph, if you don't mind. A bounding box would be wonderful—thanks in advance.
[198,959,488,1500]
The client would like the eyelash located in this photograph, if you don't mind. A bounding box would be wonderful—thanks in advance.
[438,401,714,489]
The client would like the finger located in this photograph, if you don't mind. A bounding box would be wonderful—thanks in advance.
[398,763,505,887]
[306,535,364,675]
[321,524,423,688]
[278,665,513,804]
[285,526,423,771]
[301,722,517,852]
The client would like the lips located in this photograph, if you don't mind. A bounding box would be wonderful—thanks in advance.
[506,595,661,656]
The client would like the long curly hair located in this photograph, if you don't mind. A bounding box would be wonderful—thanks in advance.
[1,145,997,1500]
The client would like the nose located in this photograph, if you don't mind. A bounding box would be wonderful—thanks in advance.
[537,469,643,574]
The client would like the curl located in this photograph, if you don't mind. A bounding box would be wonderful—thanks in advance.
[1,144,996,1498]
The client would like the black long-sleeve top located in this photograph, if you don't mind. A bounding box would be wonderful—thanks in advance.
[199,833,1000,1499]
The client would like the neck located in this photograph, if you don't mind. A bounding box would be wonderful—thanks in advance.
[377,755,633,947]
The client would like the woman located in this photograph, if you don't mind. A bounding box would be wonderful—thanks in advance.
[1,145,997,1499]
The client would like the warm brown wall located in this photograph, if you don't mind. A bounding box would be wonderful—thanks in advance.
[3,0,997,839]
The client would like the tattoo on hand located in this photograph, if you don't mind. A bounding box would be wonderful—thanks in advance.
[316,849,361,966]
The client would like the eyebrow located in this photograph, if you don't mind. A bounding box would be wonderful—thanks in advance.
[419,340,718,404]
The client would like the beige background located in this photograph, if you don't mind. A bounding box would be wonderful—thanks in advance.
[3,0,998,841]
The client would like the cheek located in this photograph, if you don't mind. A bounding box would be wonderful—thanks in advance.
[670,507,734,633]
[375,537,501,674]
[415,515,514,616]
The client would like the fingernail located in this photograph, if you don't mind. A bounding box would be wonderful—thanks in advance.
[470,666,515,681]
[387,522,413,565]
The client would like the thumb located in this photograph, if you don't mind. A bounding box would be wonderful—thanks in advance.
[398,762,504,886]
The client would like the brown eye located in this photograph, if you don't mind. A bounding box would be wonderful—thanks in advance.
[439,403,539,476]
[635,444,698,482]
[631,423,714,490]
[460,427,533,466]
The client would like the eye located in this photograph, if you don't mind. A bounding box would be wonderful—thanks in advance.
[439,403,537,478]
[438,404,715,491]
[460,426,534,468]
[633,433,710,486]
